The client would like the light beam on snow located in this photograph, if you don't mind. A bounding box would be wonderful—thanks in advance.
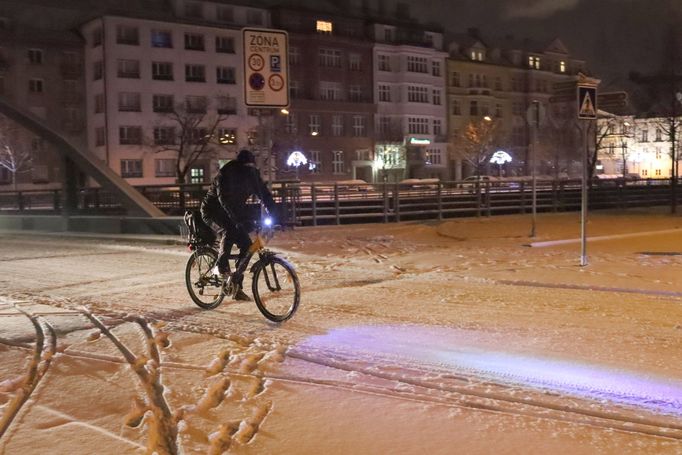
[295,325,682,417]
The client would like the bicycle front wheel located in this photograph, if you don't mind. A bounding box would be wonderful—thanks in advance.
[185,248,225,309]
[252,256,300,322]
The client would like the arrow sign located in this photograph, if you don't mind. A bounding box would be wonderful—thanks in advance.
[577,85,597,119]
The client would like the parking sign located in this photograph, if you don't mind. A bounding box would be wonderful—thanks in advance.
[243,28,289,107]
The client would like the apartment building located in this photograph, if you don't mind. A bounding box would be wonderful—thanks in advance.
[447,30,588,178]
[597,114,681,179]
[372,18,448,182]
[80,0,270,185]
[270,6,376,183]
[0,16,86,190]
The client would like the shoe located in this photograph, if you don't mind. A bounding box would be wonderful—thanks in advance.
[233,288,252,301]
[211,266,230,280]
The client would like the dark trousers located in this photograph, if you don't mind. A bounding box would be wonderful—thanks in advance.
[201,209,251,285]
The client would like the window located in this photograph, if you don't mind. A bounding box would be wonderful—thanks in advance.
[349,85,363,102]
[559,60,566,73]
[217,96,236,115]
[92,27,103,47]
[433,119,442,136]
[494,77,502,91]
[151,30,173,48]
[655,128,662,141]
[246,10,264,25]
[155,159,175,177]
[655,169,662,176]
[153,127,175,145]
[186,96,207,113]
[407,86,429,103]
[641,129,648,142]
[528,56,541,69]
[309,150,321,174]
[495,103,503,118]
[642,169,648,177]
[285,113,297,134]
[118,92,141,111]
[432,60,441,77]
[407,56,428,73]
[188,128,208,144]
[184,33,205,51]
[319,48,341,67]
[426,148,442,165]
[432,89,441,105]
[356,149,371,161]
[184,1,203,18]
[94,94,105,113]
[470,50,484,61]
[93,61,103,80]
[289,46,300,65]
[332,115,343,136]
[289,80,300,99]
[190,167,205,184]
[469,100,478,116]
[379,85,391,102]
[119,126,142,145]
[217,5,234,22]
[28,79,43,93]
[216,66,235,84]
[352,115,365,137]
[316,20,333,34]
[377,116,391,135]
[349,53,361,71]
[28,49,43,64]
[116,25,139,45]
[153,94,174,112]
[185,64,205,82]
[0,167,9,184]
[408,117,429,134]
[451,72,460,87]
[152,62,173,80]
[309,114,320,135]
[378,54,391,71]
[120,159,143,177]
[217,128,237,144]
[451,99,460,115]
[320,81,341,101]
[655,148,662,159]
[117,59,140,78]
[332,150,344,174]
[215,36,235,53]
[95,127,106,146]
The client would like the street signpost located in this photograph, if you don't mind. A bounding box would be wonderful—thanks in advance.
[526,101,545,237]
[577,83,598,266]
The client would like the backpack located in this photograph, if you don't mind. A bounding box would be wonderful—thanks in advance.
[183,210,217,247]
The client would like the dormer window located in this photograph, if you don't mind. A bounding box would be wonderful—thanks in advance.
[316,20,333,34]
[559,60,566,73]
[470,50,484,61]
[528,56,541,69]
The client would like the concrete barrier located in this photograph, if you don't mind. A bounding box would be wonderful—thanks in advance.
[0,215,183,235]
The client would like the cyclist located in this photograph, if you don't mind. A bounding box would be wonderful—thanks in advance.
[201,149,277,301]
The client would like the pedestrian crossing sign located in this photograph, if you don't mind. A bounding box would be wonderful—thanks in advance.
[577,85,597,119]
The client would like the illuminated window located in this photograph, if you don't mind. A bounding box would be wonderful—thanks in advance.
[316,20,333,34]
[559,60,566,73]
[528,56,540,69]
[332,150,344,174]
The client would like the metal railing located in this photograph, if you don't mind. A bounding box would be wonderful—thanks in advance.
[0,178,679,227]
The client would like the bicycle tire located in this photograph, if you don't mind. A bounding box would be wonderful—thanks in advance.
[185,248,225,309]
[252,256,300,322]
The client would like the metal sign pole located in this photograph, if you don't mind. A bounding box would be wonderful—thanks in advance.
[580,121,588,267]
[531,101,539,238]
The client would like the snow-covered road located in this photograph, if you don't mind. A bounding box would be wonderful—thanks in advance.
[1,210,681,454]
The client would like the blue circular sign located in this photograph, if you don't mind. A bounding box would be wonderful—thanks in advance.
[249,73,265,91]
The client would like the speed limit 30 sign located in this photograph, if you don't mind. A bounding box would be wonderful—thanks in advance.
[243,28,289,108]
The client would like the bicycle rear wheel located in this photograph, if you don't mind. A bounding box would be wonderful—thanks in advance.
[252,256,300,322]
[185,248,225,309]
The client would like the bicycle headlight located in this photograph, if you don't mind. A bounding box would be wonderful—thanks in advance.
[263,216,273,227]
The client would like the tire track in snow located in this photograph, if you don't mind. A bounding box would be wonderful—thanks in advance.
[0,304,57,440]
[286,347,682,441]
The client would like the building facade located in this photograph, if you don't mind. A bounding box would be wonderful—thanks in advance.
[447,30,588,179]
[80,1,270,186]
[270,6,376,183]
[597,114,681,179]
[372,20,448,182]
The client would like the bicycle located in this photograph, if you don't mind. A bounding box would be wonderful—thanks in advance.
[183,210,300,322]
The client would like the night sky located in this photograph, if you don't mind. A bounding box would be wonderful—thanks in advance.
[403,0,682,89]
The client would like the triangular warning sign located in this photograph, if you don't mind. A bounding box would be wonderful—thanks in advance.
[579,91,596,118]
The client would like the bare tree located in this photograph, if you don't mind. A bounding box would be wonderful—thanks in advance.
[154,98,231,184]
[0,117,33,190]
[450,117,501,177]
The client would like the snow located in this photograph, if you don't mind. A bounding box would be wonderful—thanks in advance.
[1,208,682,454]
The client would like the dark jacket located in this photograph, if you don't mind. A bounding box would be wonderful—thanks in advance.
[201,160,276,223]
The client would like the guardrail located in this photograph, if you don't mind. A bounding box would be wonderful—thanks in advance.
[0,178,679,226]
